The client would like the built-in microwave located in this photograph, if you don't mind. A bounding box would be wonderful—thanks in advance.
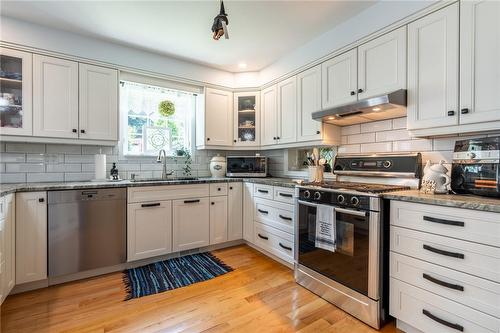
[226,156,267,177]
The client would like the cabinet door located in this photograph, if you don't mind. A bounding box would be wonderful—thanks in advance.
[127,201,172,261]
[227,183,243,241]
[3,194,15,296]
[297,65,322,141]
[358,26,407,99]
[172,198,209,251]
[233,92,260,146]
[460,0,500,124]
[33,55,79,138]
[260,85,278,146]
[205,88,233,146]
[0,48,33,136]
[243,182,254,243]
[277,77,297,144]
[79,64,118,140]
[16,191,47,284]
[407,3,459,130]
[321,49,357,109]
[209,196,228,245]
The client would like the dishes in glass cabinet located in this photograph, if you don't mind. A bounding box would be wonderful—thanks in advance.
[0,71,22,80]
[240,129,255,141]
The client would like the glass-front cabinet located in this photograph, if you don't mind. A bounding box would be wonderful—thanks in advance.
[233,92,260,147]
[0,48,32,136]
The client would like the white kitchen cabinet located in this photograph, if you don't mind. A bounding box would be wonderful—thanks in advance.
[16,191,47,284]
[209,196,228,245]
[33,55,79,138]
[460,0,500,125]
[260,85,278,146]
[243,182,254,243]
[276,77,297,144]
[227,183,243,241]
[357,26,406,100]
[407,3,459,130]
[297,65,322,141]
[79,63,118,140]
[233,92,260,146]
[203,88,233,146]
[0,48,33,136]
[127,200,172,261]
[172,197,210,252]
[321,48,357,109]
[2,194,15,299]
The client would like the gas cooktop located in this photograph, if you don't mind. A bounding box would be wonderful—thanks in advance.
[300,181,410,194]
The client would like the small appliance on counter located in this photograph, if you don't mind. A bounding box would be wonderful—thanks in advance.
[451,136,500,197]
[226,155,267,177]
[209,154,227,178]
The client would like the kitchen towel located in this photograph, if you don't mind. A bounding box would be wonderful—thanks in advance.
[94,153,107,180]
[315,204,336,252]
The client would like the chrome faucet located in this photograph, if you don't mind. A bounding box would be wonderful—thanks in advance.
[157,149,174,179]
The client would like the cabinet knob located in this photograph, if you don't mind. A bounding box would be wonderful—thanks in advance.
[233,140,237,143]
[39,198,45,203]
[350,91,356,96]
[207,138,210,141]
[447,110,455,116]
[357,88,363,93]
[211,202,215,205]
[80,129,86,134]
[230,186,233,190]
[276,136,280,140]
[273,137,276,140]
[316,131,320,135]
[461,108,469,114]
[72,129,77,133]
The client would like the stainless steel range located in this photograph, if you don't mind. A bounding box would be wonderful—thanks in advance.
[294,153,421,329]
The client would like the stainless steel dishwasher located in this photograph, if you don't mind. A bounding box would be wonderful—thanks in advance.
[48,188,127,277]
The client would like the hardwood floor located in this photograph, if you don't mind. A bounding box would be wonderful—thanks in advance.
[1,245,399,333]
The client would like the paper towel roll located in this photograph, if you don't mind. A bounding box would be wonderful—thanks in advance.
[94,154,107,180]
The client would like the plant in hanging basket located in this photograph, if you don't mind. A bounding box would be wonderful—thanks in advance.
[158,100,175,117]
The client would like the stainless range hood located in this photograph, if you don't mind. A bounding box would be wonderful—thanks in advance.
[312,89,407,126]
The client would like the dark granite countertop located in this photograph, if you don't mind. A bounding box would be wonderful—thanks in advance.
[383,190,500,214]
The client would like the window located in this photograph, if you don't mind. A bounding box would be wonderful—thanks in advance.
[285,147,337,176]
[120,78,198,156]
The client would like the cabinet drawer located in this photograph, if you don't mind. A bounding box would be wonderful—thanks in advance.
[391,252,500,318]
[391,226,500,282]
[210,183,228,196]
[390,278,500,333]
[391,201,500,247]
[254,222,294,264]
[253,184,273,199]
[254,198,294,234]
[273,187,295,204]
[128,184,209,203]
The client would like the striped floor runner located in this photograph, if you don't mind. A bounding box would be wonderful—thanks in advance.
[123,252,233,300]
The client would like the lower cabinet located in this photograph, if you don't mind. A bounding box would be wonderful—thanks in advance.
[172,198,210,252]
[227,183,243,241]
[243,183,255,242]
[16,191,47,284]
[127,200,172,261]
[210,196,228,245]
[2,194,15,300]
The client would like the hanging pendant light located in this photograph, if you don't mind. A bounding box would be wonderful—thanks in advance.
[211,0,229,40]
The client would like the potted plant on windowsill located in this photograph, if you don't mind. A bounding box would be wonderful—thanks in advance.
[175,147,192,176]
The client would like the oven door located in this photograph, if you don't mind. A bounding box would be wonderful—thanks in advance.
[296,200,380,300]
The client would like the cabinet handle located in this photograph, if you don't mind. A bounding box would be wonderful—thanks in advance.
[38,198,45,203]
[141,202,161,208]
[80,129,86,134]
[279,193,293,198]
[350,91,356,96]
[207,138,210,141]
[422,273,464,291]
[460,108,469,114]
[357,88,363,93]
[211,202,215,205]
[276,136,280,140]
[229,186,233,190]
[72,129,77,133]
[447,110,455,116]
[316,131,320,134]
[423,244,464,259]
[184,199,200,204]
[257,189,269,194]
[279,242,292,251]
[234,140,237,143]
[279,214,292,221]
[273,137,277,140]
[257,209,269,214]
[423,216,464,227]
[217,188,221,191]
[422,309,463,332]
[257,233,268,240]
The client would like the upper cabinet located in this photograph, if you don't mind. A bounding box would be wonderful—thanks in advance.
[407,3,459,131]
[79,64,118,140]
[203,88,233,146]
[459,0,500,125]
[277,77,297,144]
[321,49,357,109]
[261,85,278,146]
[0,48,33,136]
[233,92,260,147]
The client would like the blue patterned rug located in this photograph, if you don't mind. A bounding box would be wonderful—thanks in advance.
[123,252,233,300]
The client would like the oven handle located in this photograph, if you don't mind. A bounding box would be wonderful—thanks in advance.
[297,200,319,208]
[334,207,367,217]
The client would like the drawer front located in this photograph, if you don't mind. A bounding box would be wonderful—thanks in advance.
[390,278,500,333]
[253,184,273,200]
[391,226,500,282]
[254,222,294,263]
[128,184,209,203]
[391,252,500,318]
[391,201,500,247]
[254,198,294,234]
[210,183,228,196]
[273,187,295,204]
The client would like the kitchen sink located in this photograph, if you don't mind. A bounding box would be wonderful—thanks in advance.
[130,177,200,183]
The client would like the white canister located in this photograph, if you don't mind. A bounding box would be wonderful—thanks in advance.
[94,154,107,181]
[210,155,226,178]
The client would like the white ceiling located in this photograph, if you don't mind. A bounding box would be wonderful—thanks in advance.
[0,1,376,72]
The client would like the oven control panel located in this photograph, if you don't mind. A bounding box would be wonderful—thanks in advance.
[298,189,370,210]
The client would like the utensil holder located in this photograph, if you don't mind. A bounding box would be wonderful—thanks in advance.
[308,166,324,183]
